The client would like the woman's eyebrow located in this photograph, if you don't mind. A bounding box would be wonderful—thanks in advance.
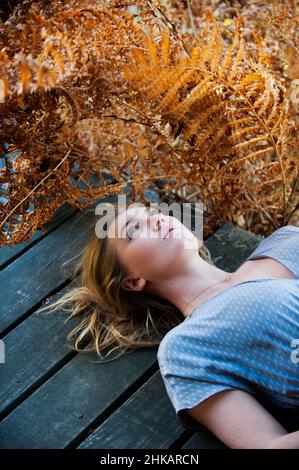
[120,206,150,238]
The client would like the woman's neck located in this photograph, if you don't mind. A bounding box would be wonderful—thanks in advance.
[146,255,235,319]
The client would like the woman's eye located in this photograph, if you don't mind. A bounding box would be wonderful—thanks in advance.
[128,222,139,240]
[150,207,161,215]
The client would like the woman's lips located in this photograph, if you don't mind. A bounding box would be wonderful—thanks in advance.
[163,227,175,239]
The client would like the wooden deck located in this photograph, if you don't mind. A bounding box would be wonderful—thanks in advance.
[0,198,268,449]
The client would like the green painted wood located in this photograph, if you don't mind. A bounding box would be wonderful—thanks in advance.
[0,204,77,269]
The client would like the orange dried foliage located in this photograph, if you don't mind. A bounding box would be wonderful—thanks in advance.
[0,0,298,245]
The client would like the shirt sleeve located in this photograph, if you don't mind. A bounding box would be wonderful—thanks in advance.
[160,372,239,431]
[157,337,254,432]
[246,225,299,279]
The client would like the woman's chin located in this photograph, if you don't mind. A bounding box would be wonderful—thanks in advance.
[171,233,199,251]
[184,238,200,250]
[197,237,204,248]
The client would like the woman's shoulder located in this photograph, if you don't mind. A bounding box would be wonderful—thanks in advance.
[260,224,298,245]
[253,225,298,250]
[246,224,299,276]
[157,323,181,364]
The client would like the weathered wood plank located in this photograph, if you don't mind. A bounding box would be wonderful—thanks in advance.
[0,202,100,335]
[204,222,264,272]
[0,204,77,269]
[0,283,81,418]
[78,372,183,449]
[0,348,158,449]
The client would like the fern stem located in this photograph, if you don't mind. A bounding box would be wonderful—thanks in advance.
[186,0,197,38]
[147,0,191,58]
[118,99,186,162]
[184,65,288,219]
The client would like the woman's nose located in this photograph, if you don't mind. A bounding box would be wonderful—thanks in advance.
[150,212,165,236]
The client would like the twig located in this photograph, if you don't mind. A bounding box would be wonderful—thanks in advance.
[147,0,191,58]
[244,191,279,230]
[186,188,202,200]
[102,113,152,127]
[284,202,299,225]
[0,148,72,230]
[119,99,186,162]
[186,0,197,37]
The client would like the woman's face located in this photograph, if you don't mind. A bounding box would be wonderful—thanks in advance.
[107,204,202,286]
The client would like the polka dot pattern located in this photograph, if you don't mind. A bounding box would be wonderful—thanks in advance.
[157,225,299,431]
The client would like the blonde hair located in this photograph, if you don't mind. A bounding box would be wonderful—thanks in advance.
[39,201,215,363]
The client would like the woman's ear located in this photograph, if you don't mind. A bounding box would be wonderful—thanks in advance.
[121,276,146,292]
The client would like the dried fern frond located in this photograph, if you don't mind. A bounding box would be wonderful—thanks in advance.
[0,1,298,245]
[122,11,297,229]
[0,1,166,245]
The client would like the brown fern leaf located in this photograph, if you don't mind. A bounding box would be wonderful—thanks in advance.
[0,1,297,245]
[123,13,292,218]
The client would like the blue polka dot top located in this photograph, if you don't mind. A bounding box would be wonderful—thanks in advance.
[157,225,299,431]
